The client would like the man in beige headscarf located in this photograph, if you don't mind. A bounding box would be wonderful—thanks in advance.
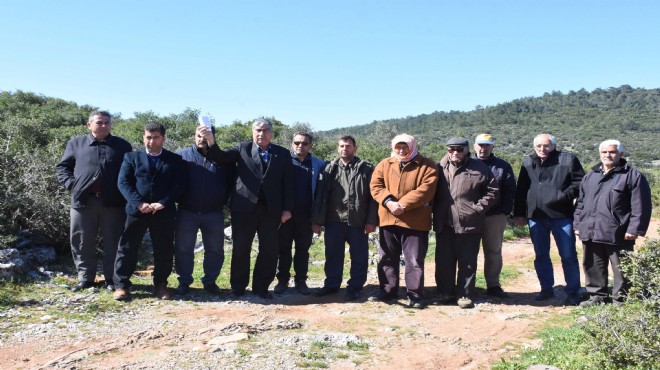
[370,134,438,308]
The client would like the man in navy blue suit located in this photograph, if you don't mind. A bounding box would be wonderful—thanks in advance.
[205,118,294,299]
[113,122,185,301]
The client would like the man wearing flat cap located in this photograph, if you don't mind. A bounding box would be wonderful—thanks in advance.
[473,134,517,299]
[433,137,498,309]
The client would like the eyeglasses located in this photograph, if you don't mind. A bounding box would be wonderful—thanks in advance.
[293,141,310,146]
[448,146,465,152]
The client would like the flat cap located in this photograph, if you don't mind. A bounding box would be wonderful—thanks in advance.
[446,137,469,146]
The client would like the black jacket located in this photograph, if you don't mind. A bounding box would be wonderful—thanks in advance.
[56,134,132,208]
[474,153,516,216]
[177,145,233,212]
[573,159,652,246]
[207,141,294,217]
[514,150,584,219]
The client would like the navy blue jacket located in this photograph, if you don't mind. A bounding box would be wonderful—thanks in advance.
[207,141,294,217]
[574,159,652,246]
[56,134,132,208]
[117,149,185,217]
[177,145,233,212]
[474,153,516,216]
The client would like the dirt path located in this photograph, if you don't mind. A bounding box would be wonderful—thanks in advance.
[2,218,658,369]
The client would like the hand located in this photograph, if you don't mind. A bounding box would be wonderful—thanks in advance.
[364,224,376,234]
[150,203,165,213]
[574,229,580,236]
[386,201,405,216]
[513,216,527,227]
[281,210,292,223]
[138,203,152,214]
[311,224,322,234]
[198,125,215,146]
[624,233,638,240]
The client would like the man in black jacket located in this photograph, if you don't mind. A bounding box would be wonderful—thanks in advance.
[205,118,294,299]
[514,134,584,305]
[174,125,233,296]
[574,140,651,306]
[56,110,132,292]
[113,122,185,301]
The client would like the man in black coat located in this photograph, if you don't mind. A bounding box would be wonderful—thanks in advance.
[574,139,651,306]
[56,110,132,292]
[205,118,294,299]
[113,122,185,301]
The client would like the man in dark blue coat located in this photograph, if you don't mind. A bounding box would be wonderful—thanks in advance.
[56,110,132,292]
[113,122,185,301]
[174,125,233,296]
[205,118,294,299]
[574,140,651,306]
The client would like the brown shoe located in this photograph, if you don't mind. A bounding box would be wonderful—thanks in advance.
[155,284,171,300]
[113,288,130,301]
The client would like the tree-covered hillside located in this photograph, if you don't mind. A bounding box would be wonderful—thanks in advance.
[323,85,660,168]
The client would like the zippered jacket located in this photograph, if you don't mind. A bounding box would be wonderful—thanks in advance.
[177,145,233,212]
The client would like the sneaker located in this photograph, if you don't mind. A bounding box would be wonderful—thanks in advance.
[313,286,339,297]
[486,286,509,299]
[408,296,425,309]
[155,284,171,300]
[203,283,222,295]
[176,284,190,296]
[274,280,289,294]
[113,288,130,301]
[70,281,94,292]
[457,296,474,309]
[295,281,310,295]
[345,288,360,301]
[579,296,607,308]
[367,291,397,302]
[534,289,555,301]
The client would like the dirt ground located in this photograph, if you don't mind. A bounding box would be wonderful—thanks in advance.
[1,219,658,369]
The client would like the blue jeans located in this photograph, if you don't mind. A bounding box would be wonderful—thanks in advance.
[528,217,580,294]
[323,222,369,290]
[174,209,225,286]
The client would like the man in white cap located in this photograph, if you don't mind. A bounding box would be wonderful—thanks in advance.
[473,134,517,299]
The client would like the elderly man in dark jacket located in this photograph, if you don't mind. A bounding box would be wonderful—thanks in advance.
[574,140,652,307]
[434,137,498,309]
[514,134,585,305]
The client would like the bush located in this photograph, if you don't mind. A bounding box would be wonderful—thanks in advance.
[581,239,660,369]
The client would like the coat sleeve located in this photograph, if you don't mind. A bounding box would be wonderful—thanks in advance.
[398,162,438,211]
[627,170,652,236]
[500,162,517,216]
[563,155,585,200]
[282,151,295,212]
[117,154,144,209]
[157,153,186,208]
[207,143,240,165]
[365,167,379,226]
[573,173,587,230]
[477,170,499,213]
[513,163,531,217]
[55,139,76,190]
[370,160,393,205]
[311,165,331,225]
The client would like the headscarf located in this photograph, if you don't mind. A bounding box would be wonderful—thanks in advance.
[391,133,418,163]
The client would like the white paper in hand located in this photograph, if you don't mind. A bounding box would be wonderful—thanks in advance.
[198,115,212,128]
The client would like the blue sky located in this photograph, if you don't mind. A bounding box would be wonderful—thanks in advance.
[2,1,659,130]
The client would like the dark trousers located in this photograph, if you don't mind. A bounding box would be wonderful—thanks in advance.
[231,203,279,294]
[323,221,369,291]
[174,209,225,286]
[378,226,429,299]
[113,210,175,289]
[582,241,633,301]
[277,215,313,283]
[435,229,482,298]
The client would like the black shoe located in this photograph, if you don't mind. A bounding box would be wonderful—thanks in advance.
[345,288,360,301]
[274,280,289,294]
[70,281,94,292]
[313,286,339,297]
[534,289,555,301]
[408,296,425,309]
[104,284,115,292]
[486,286,509,299]
[565,292,583,306]
[367,291,398,302]
[203,283,222,295]
[176,284,190,296]
[256,290,274,300]
[295,281,310,295]
[230,289,245,298]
